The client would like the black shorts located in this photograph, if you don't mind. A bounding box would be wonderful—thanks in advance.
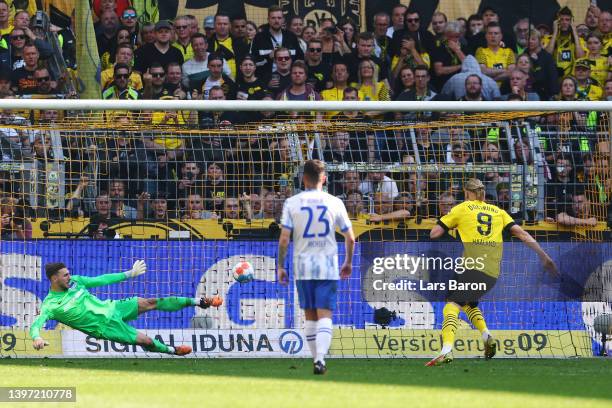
[446,269,498,307]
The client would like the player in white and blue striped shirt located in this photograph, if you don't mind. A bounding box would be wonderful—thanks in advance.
[278,160,355,375]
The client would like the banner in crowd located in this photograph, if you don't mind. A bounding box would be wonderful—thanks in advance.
[0,240,609,357]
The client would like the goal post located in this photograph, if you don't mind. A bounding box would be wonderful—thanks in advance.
[0,99,609,358]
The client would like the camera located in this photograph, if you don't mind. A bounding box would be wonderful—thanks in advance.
[324,26,338,35]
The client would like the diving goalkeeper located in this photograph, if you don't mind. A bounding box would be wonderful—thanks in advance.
[30,261,222,356]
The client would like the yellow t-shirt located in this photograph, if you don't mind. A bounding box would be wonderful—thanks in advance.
[542,33,587,77]
[216,37,236,79]
[358,82,390,101]
[172,41,193,61]
[0,24,14,37]
[602,33,611,57]
[320,85,363,118]
[100,67,143,90]
[577,82,604,101]
[576,56,609,87]
[390,52,431,71]
[475,47,515,70]
[439,200,515,278]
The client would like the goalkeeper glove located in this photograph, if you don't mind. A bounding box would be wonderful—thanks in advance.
[125,260,146,278]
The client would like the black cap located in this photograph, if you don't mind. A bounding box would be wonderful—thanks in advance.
[155,20,173,31]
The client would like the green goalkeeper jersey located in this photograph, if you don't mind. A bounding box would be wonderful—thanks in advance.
[29,272,128,340]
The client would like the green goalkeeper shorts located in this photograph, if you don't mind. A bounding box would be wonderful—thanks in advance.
[95,297,140,345]
[115,296,139,322]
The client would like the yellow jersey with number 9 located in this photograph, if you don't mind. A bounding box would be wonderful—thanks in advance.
[438,200,516,278]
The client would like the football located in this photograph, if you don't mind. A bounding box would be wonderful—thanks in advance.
[232,261,254,283]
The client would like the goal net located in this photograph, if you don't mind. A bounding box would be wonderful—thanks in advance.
[0,100,609,358]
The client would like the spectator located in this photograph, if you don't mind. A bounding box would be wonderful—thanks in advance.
[357,58,390,102]
[267,47,293,97]
[11,44,41,95]
[197,85,243,129]
[335,170,361,200]
[100,43,142,91]
[145,193,170,220]
[391,9,435,57]
[331,86,367,121]
[392,66,414,98]
[448,142,473,164]
[140,22,155,45]
[386,4,408,38]
[202,162,235,212]
[164,62,188,99]
[202,15,214,39]
[476,22,515,86]
[142,63,167,99]
[108,179,137,219]
[556,192,598,227]
[134,20,184,74]
[459,74,485,101]
[465,14,484,48]
[208,13,249,80]
[585,5,600,32]
[378,128,411,163]
[321,62,354,108]
[339,18,359,52]
[251,6,303,79]
[543,7,585,78]
[346,32,390,84]
[415,128,442,163]
[182,192,217,220]
[373,12,391,61]
[437,191,456,217]
[88,191,114,239]
[513,137,533,165]
[236,55,266,100]
[278,61,322,119]
[441,55,501,100]
[175,161,203,200]
[198,53,236,100]
[430,12,448,46]
[102,63,140,99]
[545,155,578,219]
[224,195,252,220]
[34,68,59,95]
[527,29,558,100]
[389,30,428,82]
[304,39,331,91]
[100,27,131,70]
[95,9,119,59]
[322,131,352,163]
[578,33,608,87]
[253,191,277,219]
[395,65,436,121]
[119,7,138,45]
[288,15,306,52]
[605,78,612,100]
[511,18,534,55]
[345,191,367,219]
[431,21,467,92]
[13,10,30,30]
[172,15,194,61]
[370,191,412,223]
[360,170,399,199]
[503,69,539,101]
[9,26,52,68]
[182,33,230,91]
[466,6,500,55]
[598,11,611,56]
[574,59,603,101]
[300,25,316,47]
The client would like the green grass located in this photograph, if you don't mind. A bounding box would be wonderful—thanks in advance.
[2,358,611,408]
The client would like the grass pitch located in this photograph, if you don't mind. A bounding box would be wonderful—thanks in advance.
[2,358,611,408]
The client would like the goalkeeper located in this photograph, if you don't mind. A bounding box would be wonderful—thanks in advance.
[30,261,222,356]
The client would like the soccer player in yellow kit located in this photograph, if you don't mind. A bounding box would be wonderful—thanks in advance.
[426,179,558,366]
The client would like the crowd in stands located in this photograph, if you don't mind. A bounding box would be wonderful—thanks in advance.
[0,2,610,239]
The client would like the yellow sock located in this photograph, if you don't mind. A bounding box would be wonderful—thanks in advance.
[463,305,488,334]
[441,303,460,352]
